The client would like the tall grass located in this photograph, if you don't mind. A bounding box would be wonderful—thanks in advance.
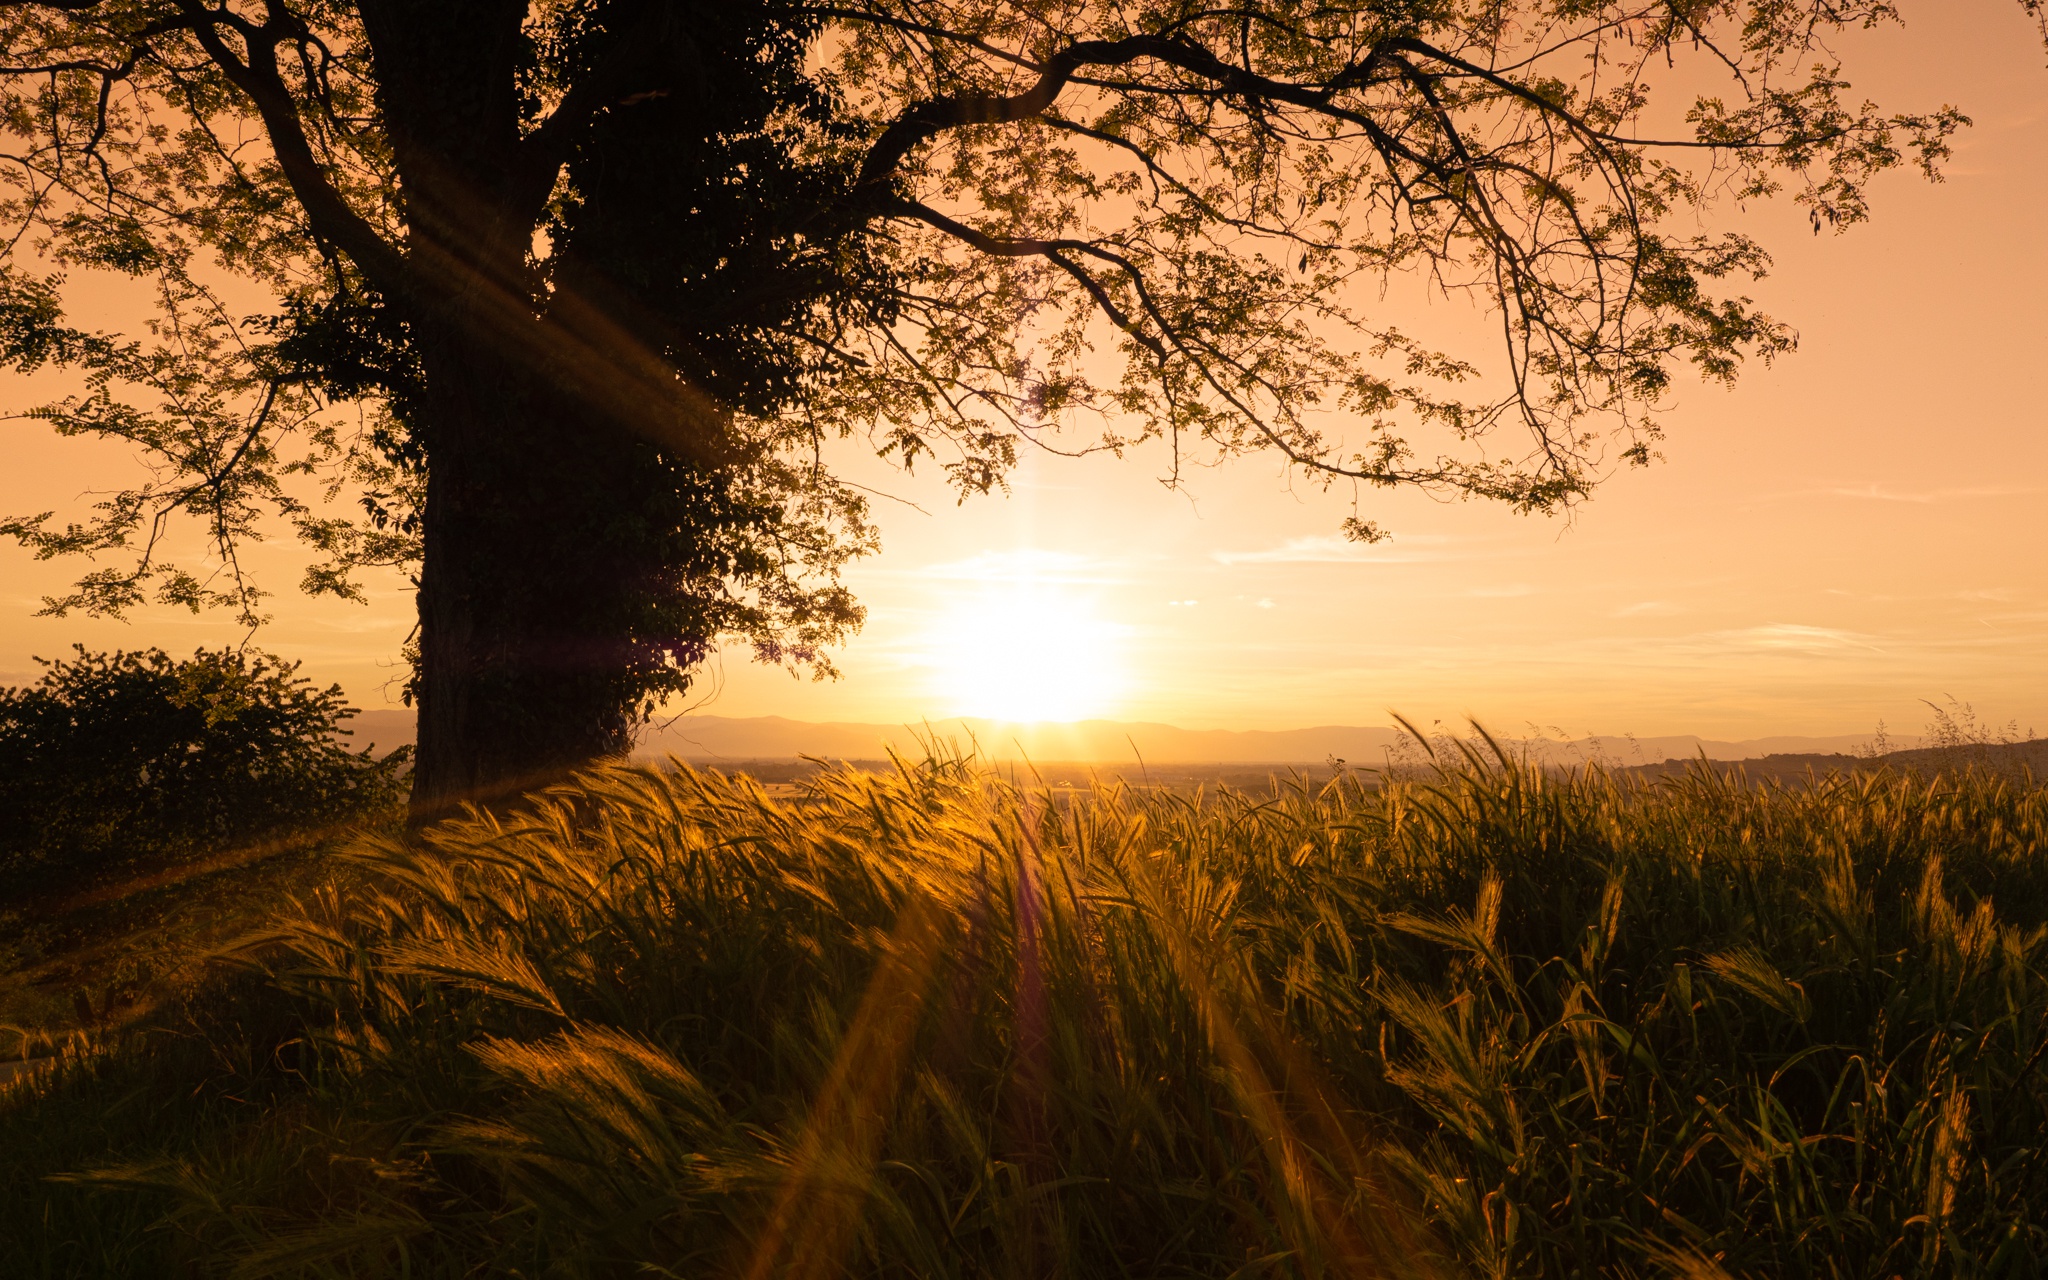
[5,742,2047,1277]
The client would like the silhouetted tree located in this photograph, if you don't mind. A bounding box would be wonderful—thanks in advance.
[0,1,2006,808]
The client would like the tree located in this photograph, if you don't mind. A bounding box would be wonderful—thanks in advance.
[0,0,1997,810]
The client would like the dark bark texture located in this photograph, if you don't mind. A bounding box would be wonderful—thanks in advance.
[366,4,583,808]
[364,2,744,811]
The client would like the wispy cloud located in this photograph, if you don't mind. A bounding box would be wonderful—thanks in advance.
[1615,601,1682,617]
[1702,623,1883,655]
[1212,532,1462,565]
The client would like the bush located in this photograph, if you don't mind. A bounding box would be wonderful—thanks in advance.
[0,646,408,890]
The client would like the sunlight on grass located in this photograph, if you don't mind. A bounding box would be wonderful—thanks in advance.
[5,742,2048,1276]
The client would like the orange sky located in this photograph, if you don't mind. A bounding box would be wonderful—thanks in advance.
[4,0,2044,744]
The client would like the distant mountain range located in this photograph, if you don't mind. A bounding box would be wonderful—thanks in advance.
[341,710,1895,766]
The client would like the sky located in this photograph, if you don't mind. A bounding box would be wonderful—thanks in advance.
[3,0,2045,745]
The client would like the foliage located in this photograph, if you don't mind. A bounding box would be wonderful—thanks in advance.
[0,646,408,890]
[6,745,2048,1276]
[0,265,420,627]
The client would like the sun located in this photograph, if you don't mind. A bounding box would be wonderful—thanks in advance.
[926,584,1126,723]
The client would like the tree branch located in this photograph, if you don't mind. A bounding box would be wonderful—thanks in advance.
[889,197,1169,365]
[514,2,675,214]
[171,0,409,298]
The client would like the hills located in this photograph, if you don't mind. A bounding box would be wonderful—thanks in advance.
[1624,737,2048,785]
[342,709,1893,767]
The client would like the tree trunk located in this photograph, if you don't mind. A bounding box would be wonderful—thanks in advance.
[404,307,738,816]
[408,328,639,814]
[359,2,744,815]
[357,2,657,815]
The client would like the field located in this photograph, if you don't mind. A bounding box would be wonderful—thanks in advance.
[4,744,2047,1278]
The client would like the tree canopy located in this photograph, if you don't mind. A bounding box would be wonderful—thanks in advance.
[0,0,2010,801]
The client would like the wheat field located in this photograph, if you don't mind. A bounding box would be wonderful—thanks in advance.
[5,741,2047,1277]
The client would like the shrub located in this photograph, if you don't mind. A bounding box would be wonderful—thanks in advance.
[0,646,408,890]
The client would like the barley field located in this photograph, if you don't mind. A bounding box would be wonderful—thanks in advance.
[5,742,2047,1277]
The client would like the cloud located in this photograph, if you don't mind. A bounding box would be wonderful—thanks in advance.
[1616,601,1682,617]
[1212,532,1460,565]
[1703,624,1883,655]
